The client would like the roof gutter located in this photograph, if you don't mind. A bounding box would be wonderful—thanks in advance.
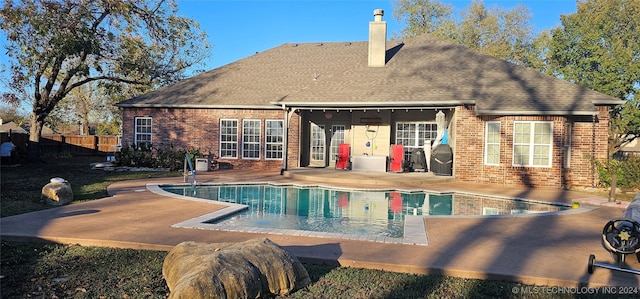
[591,98,626,105]
[476,109,601,116]
[114,103,282,110]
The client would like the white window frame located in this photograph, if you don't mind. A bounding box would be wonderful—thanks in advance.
[483,207,499,215]
[395,122,438,161]
[484,121,500,165]
[330,124,346,162]
[564,122,572,168]
[265,119,284,160]
[242,119,261,159]
[134,117,152,148]
[512,121,553,167]
[220,119,238,158]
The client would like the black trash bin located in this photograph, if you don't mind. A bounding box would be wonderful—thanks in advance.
[430,144,452,176]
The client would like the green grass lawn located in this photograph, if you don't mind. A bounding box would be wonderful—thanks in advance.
[0,156,626,299]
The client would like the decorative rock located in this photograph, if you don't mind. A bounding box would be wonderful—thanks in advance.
[163,238,310,299]
[41,178,74,206]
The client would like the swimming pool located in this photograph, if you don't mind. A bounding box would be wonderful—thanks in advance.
[152,183,580,245]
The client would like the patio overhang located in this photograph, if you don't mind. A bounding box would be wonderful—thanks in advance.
[274,100,474,111]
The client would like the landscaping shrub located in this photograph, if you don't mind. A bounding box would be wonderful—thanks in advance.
[155,144,203,171]
[596,155,640,191]
[115,143,155,168]
[114,143,203,171]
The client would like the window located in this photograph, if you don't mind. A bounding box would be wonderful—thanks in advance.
[564,122,572,168]
[242,119,261,159]
[134,117,152,148]
[512,121,552,167]
[483,207,499,215]
[484,122,500,165]
[265,120,284,160]
[220,119,238,158]
[310,123,325,162]
[330,125,346,160]
[395,122,438,161]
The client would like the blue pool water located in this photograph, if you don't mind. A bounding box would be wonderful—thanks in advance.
[160,183,572,239]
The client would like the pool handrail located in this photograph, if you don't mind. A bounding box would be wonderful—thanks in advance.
[183,154,197,186]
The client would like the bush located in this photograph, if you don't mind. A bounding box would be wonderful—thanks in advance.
[596,155,640,191]
[115,143,204,171]
[155,145,203,171]
[115,143,155,168]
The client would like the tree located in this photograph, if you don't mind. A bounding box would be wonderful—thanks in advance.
[455,1,538,66]
[0,0,209,160]
[48,82,119,135]
[392,0,454,38]
[0,104,28,126]
[392,0,541,68]
[547,0,640,154]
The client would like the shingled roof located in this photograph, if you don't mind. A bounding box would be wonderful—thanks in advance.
[117,33,622,116]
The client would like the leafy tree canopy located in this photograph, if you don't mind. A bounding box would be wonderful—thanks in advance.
[0,0,209,159]
[392,0,454,38]
[547,0,639,101]
[547,0,639,153]
[392,0,539,67]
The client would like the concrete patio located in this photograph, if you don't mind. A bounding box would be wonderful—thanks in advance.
[1,168,638,289]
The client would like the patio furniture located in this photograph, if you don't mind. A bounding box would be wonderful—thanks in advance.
[409,148,427,172]
[351,155,387,172]
[335,143,350,170]
[389,144,404,172]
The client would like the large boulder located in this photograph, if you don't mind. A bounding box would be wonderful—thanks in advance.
[163,238,310,299]
[41,178,73,206]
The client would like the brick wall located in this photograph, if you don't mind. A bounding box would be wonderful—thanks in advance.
[453,105,610,188]
[122,108,300,171]
[122,104,610,188]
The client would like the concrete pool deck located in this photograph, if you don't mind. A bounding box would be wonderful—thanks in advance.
[1,168,639,289]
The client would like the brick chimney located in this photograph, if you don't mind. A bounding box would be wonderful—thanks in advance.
[368,9,387,67]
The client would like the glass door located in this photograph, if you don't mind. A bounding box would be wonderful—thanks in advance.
[310,123,326,166]
[329,125,346,167]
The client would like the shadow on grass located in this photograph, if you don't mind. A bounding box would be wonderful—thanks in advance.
[0,240,169,299]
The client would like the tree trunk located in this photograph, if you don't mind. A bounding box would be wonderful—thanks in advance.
[609,172,617,202]
[27,112,44,163]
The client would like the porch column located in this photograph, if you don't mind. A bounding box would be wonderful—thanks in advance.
[280,106,293,175]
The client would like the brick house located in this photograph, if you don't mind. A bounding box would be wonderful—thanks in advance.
[116,10,622,189]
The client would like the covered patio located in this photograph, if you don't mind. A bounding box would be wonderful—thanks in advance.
[282,105,456,176]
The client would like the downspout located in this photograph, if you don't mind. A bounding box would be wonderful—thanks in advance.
[592,114,596,188]
[280,104,290,175]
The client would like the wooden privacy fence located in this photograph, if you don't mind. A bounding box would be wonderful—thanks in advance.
[41,135,121,155]
[0,132,120,156]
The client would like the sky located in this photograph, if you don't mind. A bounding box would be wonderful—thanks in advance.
[176,0,578,70]
[0,0,578,97]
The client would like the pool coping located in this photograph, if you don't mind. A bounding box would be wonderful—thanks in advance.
[146,182,595,247]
